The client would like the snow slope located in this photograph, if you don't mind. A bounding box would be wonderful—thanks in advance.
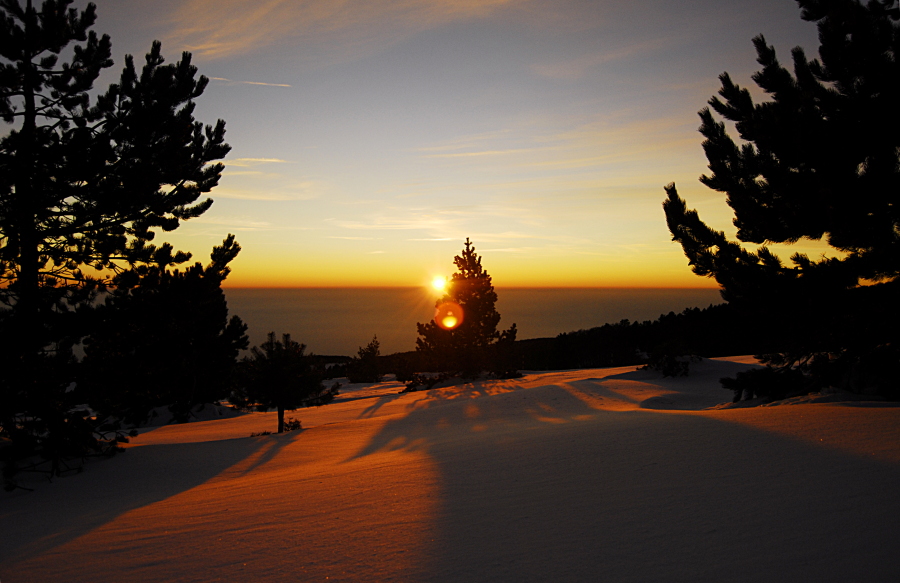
[2,357,898,582]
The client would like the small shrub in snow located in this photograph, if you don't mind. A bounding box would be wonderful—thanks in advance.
[642,354,700,377]
[721,367,806,403]
[402,372,452,393]
[346,336,383,383]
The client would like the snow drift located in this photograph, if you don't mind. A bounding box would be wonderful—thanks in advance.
[2,357,898,582]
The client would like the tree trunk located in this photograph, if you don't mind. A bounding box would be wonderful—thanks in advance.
[15,0,40,356]
[277,405,285,433]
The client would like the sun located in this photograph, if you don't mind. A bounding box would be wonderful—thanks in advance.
[431,275,447,292]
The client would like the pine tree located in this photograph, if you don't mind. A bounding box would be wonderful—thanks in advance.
[663,0,899,395]
[0,1,229,341]
[233,333,325,434]
[0,0,231,482]
[81,235,248,427]
[416,238,517,378]
[346,335,382,383]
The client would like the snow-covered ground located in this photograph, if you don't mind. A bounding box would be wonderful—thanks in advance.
[2,357,898,582]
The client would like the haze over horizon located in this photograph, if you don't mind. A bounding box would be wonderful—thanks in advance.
[87,0,827,288]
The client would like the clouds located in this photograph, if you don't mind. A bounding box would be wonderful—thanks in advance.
[191,215,273,232]
[164,0,525,62]
[286,107,706,258]
[217,158,326,201]
[209,77,292,88]
[414,111,701,185]
[133,0,823,286]
[325,197,595,249]
[226,157,292,167]
[529,37,675,81]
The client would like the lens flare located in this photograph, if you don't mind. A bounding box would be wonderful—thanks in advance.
[431,276,447,292]
[435,301,463,330]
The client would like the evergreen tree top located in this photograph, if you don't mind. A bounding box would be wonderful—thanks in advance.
[0,0,230,306]
[665,0,900,296]
[445,238,499,308]
[0,1,112,124]
[452,238,490,281]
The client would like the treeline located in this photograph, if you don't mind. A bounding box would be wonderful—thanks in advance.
[377,301,774,376]
[514,302,771,371]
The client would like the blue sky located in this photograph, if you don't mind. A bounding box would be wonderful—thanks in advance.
[85,0,824,287]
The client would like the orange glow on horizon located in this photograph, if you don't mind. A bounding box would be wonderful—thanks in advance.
[222,283,722,290]
[217,246,723,289]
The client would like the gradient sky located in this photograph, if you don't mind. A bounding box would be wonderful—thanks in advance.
[85,0,825,287]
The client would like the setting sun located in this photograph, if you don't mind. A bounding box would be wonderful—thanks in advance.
[431,275,447,292]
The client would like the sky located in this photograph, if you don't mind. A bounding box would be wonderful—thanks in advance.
[83,0,824,288]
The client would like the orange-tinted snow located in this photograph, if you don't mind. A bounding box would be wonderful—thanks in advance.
[2,358,898,582]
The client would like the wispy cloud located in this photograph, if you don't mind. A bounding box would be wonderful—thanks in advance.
[212,186,322,201]
[226,158,292,167]
[416,112,698,177]
[327,199,599,249]
[210,77,292,87]
[415,129,513,153]
[213,157,326,200]
[529,37,673,80]
[165,0,525,61]
[192,215,273,231]
[423,148,539,159]
[328,236,381,240]
[332,215,447,231]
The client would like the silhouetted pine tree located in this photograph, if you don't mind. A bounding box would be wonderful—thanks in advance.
[232,333,325,434]
[81,236,248,427]
[346,335,383,383]
[416,238,517,378]
[0,0,231,483]
[663,0,900,397]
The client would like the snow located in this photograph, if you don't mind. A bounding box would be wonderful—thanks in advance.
[2,357,898,582]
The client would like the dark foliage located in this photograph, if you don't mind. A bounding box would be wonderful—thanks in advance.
[663,0,900,396]
[491,324,522,379]
[401,371,454,393]
[379,302,768,380]
[0,0,231,485]
[309,355,352,380]
[641,353,701,378]
[346,335,383,383]
[508,302,773,371]
[721,367,807,402]
[415,238,517,378]
[283,417,302,432]
[0,1,229,332]
[386,351,418,383]
[232,332,329,434]
[80,236,248,427]
[0,398,137,491]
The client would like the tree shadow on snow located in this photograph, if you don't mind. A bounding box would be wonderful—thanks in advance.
[349,380,900,582]
[0,432,295,565]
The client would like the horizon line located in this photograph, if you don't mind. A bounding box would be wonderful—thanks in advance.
[222,284,722,290]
